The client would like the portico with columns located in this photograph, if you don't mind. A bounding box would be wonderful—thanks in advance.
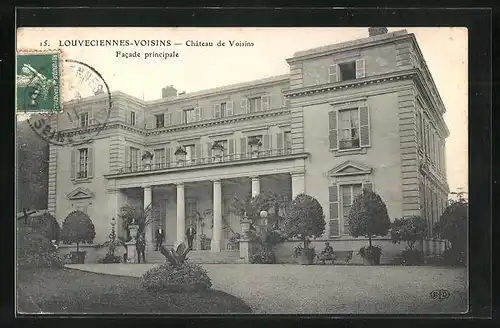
[105,154,307,253]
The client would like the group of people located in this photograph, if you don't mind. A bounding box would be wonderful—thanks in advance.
[134,224,198,263]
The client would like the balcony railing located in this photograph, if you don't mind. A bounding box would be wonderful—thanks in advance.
[118,147,301,174]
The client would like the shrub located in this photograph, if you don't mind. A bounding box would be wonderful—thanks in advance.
[358,245,382,260]
[141,263,212,292]
[347,189,391,249]
[442,248,466,267]
[400,249,424,265]
[434,201,467,254]
[21,211,60,243]
[391,216,427,250]
[250,250,276,264]
[283,193,325,250]
[60,210,96,252]
[17,230,64,268]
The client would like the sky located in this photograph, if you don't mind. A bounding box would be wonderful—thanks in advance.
[16,27,468,193]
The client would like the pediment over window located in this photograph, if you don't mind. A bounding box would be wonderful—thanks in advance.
[328,160,372,177]
[67,187,95,200]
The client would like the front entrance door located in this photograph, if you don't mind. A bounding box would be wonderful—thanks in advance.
[185,198,197,249]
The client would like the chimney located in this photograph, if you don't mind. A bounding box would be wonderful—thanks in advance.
[368,27,388,37]
[161,85,178,98]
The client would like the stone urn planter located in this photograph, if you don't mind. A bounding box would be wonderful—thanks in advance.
[69,251,86,264]
[294,247,315,265]
[359,246,382,266]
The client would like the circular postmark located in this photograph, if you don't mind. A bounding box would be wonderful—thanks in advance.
[25,59,112,147]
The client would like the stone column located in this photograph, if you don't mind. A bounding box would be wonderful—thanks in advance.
[143,185,153,248]
[251,176,260,197]
[291,172,305,198]
[212,179,222,252]
[176,183,185,243]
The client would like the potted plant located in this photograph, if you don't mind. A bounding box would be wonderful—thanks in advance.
[283,193,326,265]
[141,150,154,170]
[391,216,427,265]
[60,210,96,264]
[346,189,391,266]
[174,146,187,166]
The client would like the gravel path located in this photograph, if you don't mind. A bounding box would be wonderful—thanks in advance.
[66,263,467,314]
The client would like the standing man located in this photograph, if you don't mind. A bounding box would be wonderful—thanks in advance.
[136,234,146,263]
[186,224,197,250]
[155,224,165,251]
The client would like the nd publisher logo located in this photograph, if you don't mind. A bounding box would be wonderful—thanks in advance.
[430,289,451,300]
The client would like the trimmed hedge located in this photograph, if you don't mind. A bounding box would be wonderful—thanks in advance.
[141,263,212,292]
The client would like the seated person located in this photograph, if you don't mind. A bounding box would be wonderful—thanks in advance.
[319,242,334,260]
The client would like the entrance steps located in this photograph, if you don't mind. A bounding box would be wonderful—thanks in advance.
[146,249,244,264]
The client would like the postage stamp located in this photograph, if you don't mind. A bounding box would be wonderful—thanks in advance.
[16,51,62,113]
[24,57,112,146]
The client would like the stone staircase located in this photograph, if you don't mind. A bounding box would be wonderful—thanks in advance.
[146,249,244,264]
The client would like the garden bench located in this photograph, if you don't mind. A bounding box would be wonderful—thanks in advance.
[316,250,353,265]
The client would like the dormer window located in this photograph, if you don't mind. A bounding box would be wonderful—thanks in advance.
[329,59,365,83]
[155,114,164,128]
[79,112,89,128]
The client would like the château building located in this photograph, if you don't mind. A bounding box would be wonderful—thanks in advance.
[50,27,450,263]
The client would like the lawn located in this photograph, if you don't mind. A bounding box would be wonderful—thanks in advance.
[17,267,252,314]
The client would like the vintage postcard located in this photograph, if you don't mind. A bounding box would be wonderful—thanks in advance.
[16,26,468,315]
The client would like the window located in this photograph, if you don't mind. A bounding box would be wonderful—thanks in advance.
[284,131,292,153]
[154,148,166,169]
[338,108,360,150]
[340,184,362,235]
[78,148,89,178]
[339,62,356,81]
[184,144,195,163]
[185,199,198,226]
[130,147,139,170]
[130,111,136,126]
[213,139,228,158]
[220,102,226,117]
[79,112,89,128]
[183,108,196,124]
[155,114,164,128]
[248,97,261,113]
[214,101,234,118]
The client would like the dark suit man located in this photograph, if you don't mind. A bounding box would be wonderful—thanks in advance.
[136,234,146,263]
[186,225,197,250]
[155,226,165,251]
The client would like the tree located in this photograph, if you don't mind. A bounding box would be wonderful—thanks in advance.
[60,210,96,252]
[283,193,325,249]
[16,119,49,210]
[391,216,427,250]
[434,198,468,253]
[346,189,391,247]
[25,211,60,243]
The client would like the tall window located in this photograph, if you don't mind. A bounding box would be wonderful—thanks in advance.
[78,148,89,178]
[340,184,362,235]
[214,139,228,158]
[184,144,195,163]
[338,108,360,150]
[79,112,89,128]
[130,111,136,126]
[130,147,139,170]
[248,97,262,113]
[155,114,164,128]
[185,199,198,226]
[154,148,165,169]
[284,131,292,153]
[183,108,195,124]
[220,102,227,117]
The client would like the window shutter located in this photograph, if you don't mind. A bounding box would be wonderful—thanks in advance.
[329,64,339,83]
[195,143,201,164]
[363,182,373,192]
[88,146,94,177]
[355,59,366,78]
[328,110,338,150]
[165,147,171,167]
[226,100,234,116]
[213,103,221,118]
[206,142,212,163]
[359,106,371,147]
[70,149,76,179]
[228,138,235,160]
[241,98,248,114]
[276,132,283,153]
[240,137,247,159]
[165,112,172,126]
[124,146,130,170]
[329,184,340,237]
[261,95,270,111]
[263,134,270,150]
[89,109,95,126]
[194,106,201,122]
[146,113,153,129]
[125,109,130,125]
[177,109,183,125]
